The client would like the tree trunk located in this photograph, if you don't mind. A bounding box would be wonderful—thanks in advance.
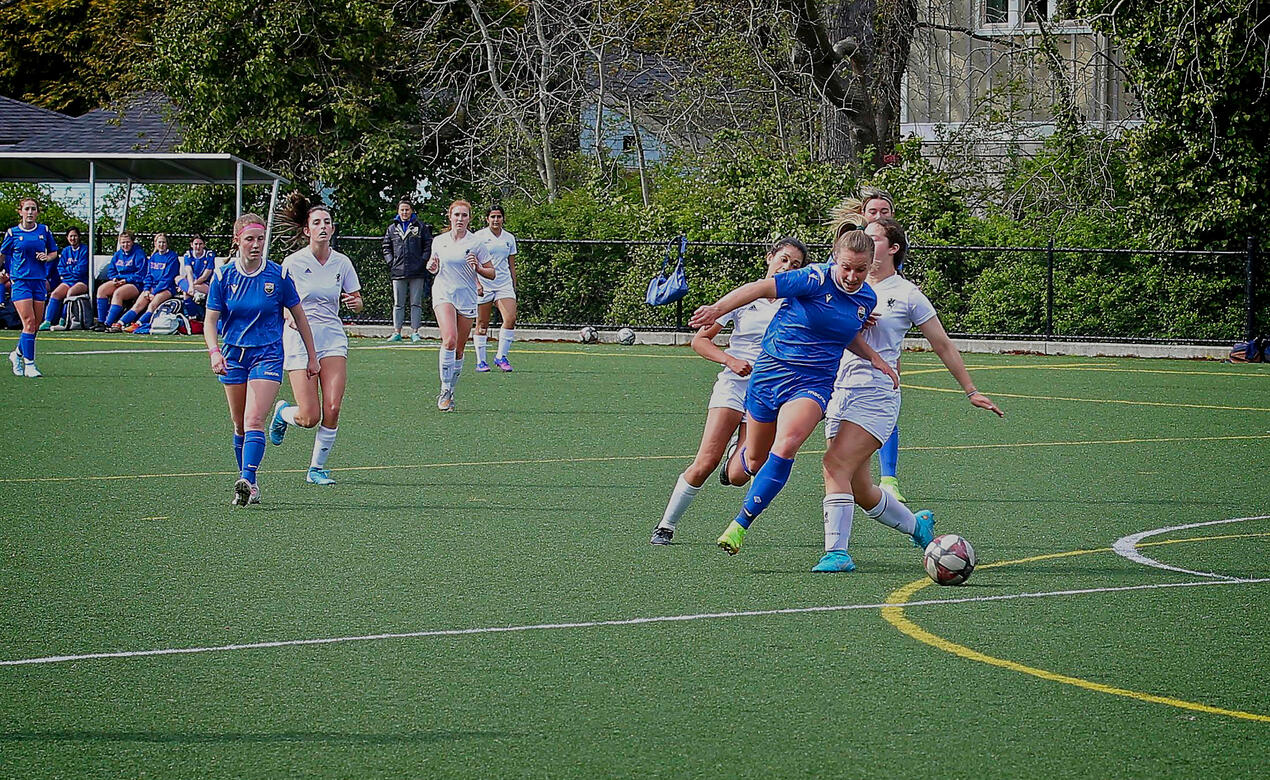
[532,3,559,201]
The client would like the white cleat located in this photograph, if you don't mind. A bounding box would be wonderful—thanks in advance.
[9,349,23,376]
[22,362,42,378]
[248,483,261,504]
[437,387,455,412]
[232,478,252,507]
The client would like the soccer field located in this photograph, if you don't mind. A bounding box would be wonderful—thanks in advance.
[1,333,1268,778]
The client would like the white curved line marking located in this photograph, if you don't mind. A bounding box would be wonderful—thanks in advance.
[3,577,1266,668]
[1113,515,1270,581]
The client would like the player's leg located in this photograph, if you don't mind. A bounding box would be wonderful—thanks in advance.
[493,296,517,370]
[434,302,459,410]
[836,425,934,549]
[474,300,492,370]
[106,284,139,328]
[652,407,744,544]
[13,295,43,377]
[305,356,346,485]
[223,381,249,505]
[878,426,905,502]
[452,312,473,394]
[41,283,71,330]
[119,290,150,328]
[94,280,117,328]
[718,398,822,554]
[240,377,282,503]
[813,423,879,572]
[137,290,172,328]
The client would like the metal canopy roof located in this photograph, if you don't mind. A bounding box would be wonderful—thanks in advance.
[0,152,286,185]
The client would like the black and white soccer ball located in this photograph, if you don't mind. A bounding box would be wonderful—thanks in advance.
[580,326,599,344]
[923,534,976,586]
[616,327,636,345]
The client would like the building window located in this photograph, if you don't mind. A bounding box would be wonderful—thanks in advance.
[985,0,1008,24]
[622,135,638,153]
[980,0,1085,29]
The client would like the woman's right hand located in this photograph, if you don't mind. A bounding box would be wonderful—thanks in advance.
[427,256,439,274]
[725,357,752,377]
[209,350,227,375]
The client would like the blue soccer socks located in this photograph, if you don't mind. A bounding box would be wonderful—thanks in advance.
[880,426,900,477]
[736,453,794,529]
[240,430,266,483]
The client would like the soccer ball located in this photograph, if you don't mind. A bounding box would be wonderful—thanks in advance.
[617,327,636,345]
[923,534,976,586]
[580,326,599,344]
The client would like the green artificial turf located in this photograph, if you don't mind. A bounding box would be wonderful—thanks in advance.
[1,333,1268,778]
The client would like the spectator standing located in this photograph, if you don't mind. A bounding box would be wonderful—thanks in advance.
[382,198,432,343]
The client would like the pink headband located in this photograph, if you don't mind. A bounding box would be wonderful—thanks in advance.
[236,222,266,237]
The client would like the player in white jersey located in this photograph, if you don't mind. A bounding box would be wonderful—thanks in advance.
[651,238,808,544]
[428,199,495,411]
[813,217,1002,572]
[471,206,519,372]
[268,194,364,485]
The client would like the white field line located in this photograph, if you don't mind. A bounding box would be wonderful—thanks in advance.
[1113,515,1270,581]
[3,577,1266,668]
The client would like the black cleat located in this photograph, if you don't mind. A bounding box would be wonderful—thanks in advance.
[650,527,674,545]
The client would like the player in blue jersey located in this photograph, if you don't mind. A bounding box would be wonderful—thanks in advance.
[94,231,148,331]
[651,237,808,545]
[1,197,58,378]
[179,234,216,308]
[117,233,180,332]
[40,226,88,331]
[688,229,898,555]
[204,214,319,507]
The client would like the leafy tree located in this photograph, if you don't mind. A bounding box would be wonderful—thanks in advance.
[0,0,164,113]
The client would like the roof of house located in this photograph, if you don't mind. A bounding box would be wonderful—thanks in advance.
[0,95,76,147]
[8,92,182,154]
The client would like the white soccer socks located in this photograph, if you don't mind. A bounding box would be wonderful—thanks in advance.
[823,493,854,552]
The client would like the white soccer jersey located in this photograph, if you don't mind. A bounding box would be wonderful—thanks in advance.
[431,230,490,308]
[835,273,936,390]
[718,297,781,377]
[281,247,360,357]
[472,227,517,282]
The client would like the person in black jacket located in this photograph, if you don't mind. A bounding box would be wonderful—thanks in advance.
[382,198,433,342]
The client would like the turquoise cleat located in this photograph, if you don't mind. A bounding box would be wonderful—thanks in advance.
[269,400,289,445]
[306,467,336,485]
[911,509,936,549]
[811,550,856,572]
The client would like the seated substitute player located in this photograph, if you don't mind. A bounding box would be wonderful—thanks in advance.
[40,226,88,331]
[688,229,897,556]
[94,231,148,331]
[651,237,808,544]
[178,234,217,315]
[269,193,363,486]
[204,214,319,507]
[471,205,518,372]
[2,196,58,378]
[118,233,180,332]
[813,217,1003,572]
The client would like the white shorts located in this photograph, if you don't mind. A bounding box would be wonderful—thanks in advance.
[283,324,349,371]
[477,277,516,305]
[433,288,477,319]
[707,370,748,412]
[824,385,901,444]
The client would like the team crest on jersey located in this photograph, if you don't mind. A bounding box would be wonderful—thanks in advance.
[887,298,897,308]
[857,305,867,320]
[264,282,276,295]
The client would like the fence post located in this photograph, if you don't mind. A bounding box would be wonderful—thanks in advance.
[1045,239,1054,340]
[676,235,687,332]
[1246,236,1258,341]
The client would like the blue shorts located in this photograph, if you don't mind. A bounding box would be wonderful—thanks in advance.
[744,357,833,423]
[10,279,48,302]
[219,342,284,385]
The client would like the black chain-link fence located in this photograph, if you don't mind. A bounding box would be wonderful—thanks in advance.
[99,233,1264,344]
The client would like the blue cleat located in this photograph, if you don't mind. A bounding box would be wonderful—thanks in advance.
[812,550,857,572]
[476,360,491,372]
[911,509,936,549]
[494,357,513,372]
[306,467,336,485]
[269,400,289,445]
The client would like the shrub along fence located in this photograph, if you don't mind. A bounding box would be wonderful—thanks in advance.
[103,233,1264,343]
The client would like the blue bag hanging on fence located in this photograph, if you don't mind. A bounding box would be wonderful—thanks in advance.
[646,236,688,306]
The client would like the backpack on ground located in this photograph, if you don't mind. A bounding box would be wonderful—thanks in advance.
[149,298,188,335]
[64,296,93,330]
[1229,336,1267,363]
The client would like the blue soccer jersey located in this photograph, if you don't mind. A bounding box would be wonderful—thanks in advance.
[206,259,300,348]
[142,249,180,293]
[105,245,149,285]
[761,262,878,376]
[56,243,90,286]
[183,250,216,281]
[1,223,57,281]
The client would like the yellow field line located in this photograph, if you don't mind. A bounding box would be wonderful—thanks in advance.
[901,362,1103,377]
[901,382,1270,412]
[4,433,1268,485]
[881,531,1270,723]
